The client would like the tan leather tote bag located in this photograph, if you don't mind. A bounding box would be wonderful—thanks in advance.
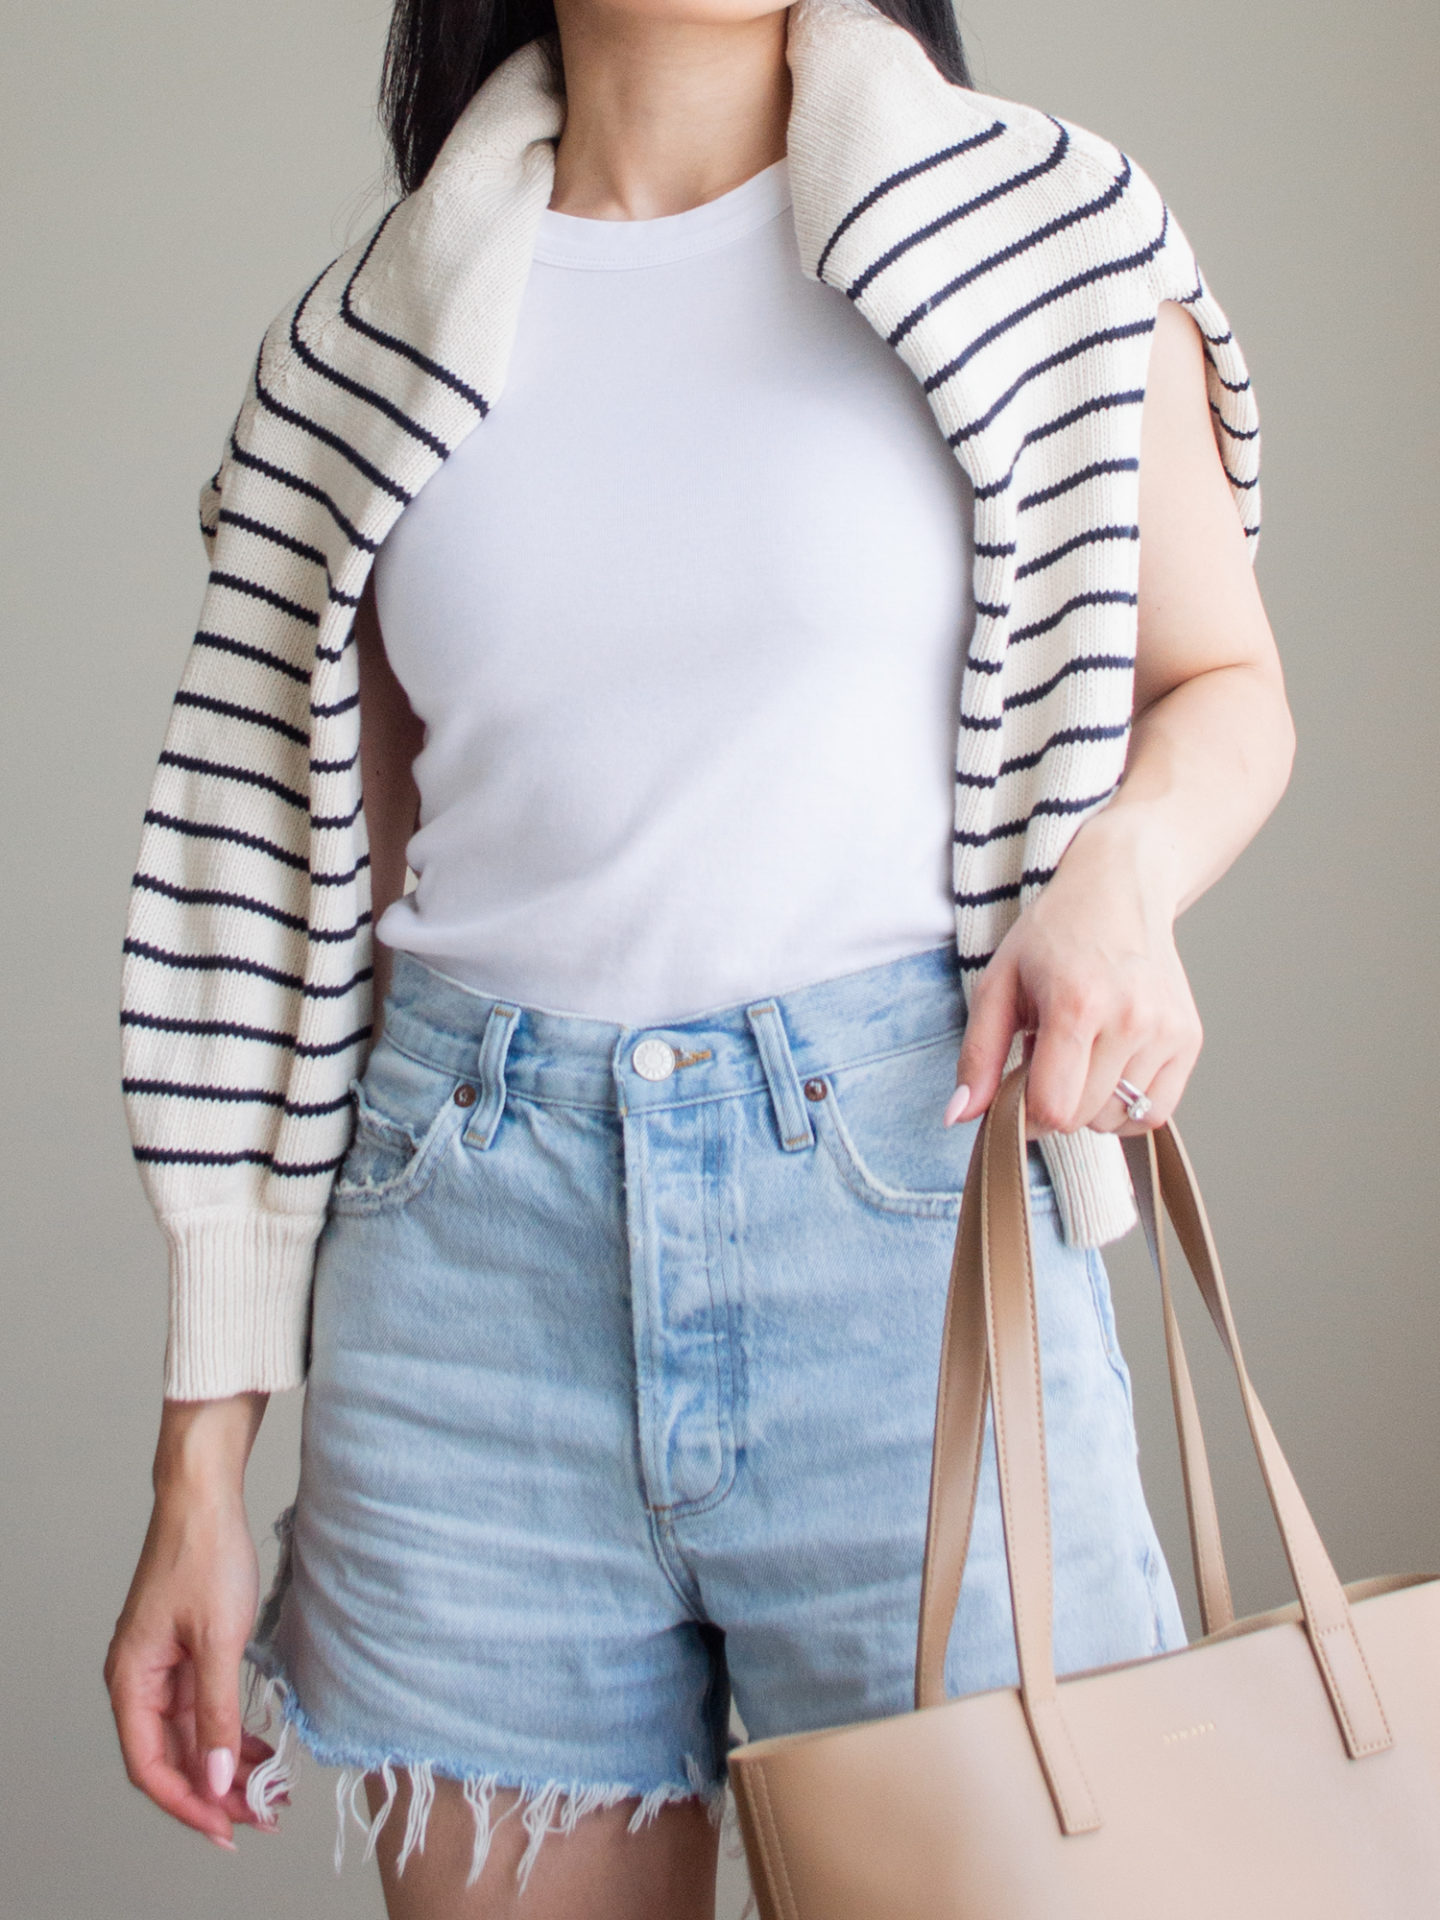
[728,1068,1440,1918]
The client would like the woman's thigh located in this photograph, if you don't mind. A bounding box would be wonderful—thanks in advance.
[362,1772,719,1920]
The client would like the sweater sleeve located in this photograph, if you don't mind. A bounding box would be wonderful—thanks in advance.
[1022,137,1262,1251]
[121,335,375,1401]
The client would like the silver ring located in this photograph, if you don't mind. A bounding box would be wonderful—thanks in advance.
[1114,1077,1153,1124]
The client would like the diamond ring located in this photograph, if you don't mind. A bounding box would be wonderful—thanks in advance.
[1114,1077,1153,1124]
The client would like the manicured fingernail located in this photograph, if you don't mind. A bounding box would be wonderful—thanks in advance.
[208,1833,238,1852]
[205,1747,236,1798]
[943,1085,971,1127]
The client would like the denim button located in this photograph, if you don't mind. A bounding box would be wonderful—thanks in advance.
[631,1039,677,1082]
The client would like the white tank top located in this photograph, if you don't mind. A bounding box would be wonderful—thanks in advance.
[372,156,975,1025]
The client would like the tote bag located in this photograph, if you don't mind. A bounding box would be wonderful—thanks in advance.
[728,1068,1440,1917]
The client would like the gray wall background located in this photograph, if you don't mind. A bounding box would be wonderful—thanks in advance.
[2,1,1435,1914]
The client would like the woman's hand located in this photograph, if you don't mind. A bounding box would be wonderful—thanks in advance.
[945,809,1202,1137]
[104,1394,280,1849]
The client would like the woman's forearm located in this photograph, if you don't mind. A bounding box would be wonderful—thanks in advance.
[947,646,1295,1136]
[1066,656,1297,925]
[153,1393,269,1506]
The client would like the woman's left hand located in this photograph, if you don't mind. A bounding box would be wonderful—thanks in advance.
[943,811,1202,1137]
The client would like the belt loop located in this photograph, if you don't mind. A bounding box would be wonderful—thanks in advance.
[745,1000,814,1152]
[463,1003,520,1150]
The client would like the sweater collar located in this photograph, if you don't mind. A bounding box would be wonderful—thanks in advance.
[338,0,1001,418]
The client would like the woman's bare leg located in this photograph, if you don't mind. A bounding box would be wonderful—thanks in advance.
[363,1770,719,1920]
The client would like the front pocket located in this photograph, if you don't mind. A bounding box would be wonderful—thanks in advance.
[329,1043,474,1215]
[812,1036,1055,1218]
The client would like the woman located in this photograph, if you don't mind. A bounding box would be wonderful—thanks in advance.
[104,0,1295,1910]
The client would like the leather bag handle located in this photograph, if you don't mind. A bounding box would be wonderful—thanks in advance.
[915,1091,1234,1720]
[915,1068,1392,1834]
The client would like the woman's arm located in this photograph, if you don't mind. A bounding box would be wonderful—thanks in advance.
[105,586,423,1849]
[356,574,425,1030]
[947,298,1296,1136]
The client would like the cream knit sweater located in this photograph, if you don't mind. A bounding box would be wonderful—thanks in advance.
[121,0,1261,1398]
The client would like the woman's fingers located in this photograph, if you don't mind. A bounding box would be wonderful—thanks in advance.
[191,1625,249,1823]
[946,954,1023,1124]
[108,1641,238,1847]
[997,994,1200,1137]
[1022,985,1111,1134]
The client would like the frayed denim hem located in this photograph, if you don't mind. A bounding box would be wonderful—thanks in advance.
[241,1666,729,1894]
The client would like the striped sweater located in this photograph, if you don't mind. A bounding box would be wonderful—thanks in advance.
[122,0,1261,1399]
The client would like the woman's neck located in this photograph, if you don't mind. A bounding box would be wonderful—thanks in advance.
[547,0,792,220]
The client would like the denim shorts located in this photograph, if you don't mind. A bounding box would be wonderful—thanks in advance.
[244,940,1184,1883]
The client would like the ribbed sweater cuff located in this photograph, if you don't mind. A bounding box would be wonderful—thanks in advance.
[161,1212,326,1400]
[1039,1129,1138,1248]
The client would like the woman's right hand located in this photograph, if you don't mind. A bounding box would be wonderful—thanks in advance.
[104,1393,281,1849]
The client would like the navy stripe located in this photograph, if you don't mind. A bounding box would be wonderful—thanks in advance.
[132,873,370,943]
[1017,458,1138,513]
[158,751,308,812]
[952,862,1063,904]
[341,202,490,417]
[142,809,307,872]
[891,152,1134,348]
[953,720,1130,789]
[125,1077,353,1118]
[1004,652,1131,711]
[311,797,365,831]
[953,788,1117,845]
[289,264,450,459]
[1014,526,1138,581]
[315,627,361,664]
[815,121,1006,283]
[1210,402,1259,443]
[953,879,1022,907]
[311,691,359,720]
[945,320,1156,445]
[121,1008,371,1059]
[216,510,329,570]
[977,391,1148,489]
[227,417,376,556]
[973,599,1010,620]
[846,123,1069,301]
[251,334,412,506]
[123,937,370,999]
[132,1144,346,1176]
[173,689,309,748]
[1204,350,1252,394]
[193,629,311,686]
[1000,721,1129,778]
[208,569,320,627]
[923,209,1164,395]
[310,854,371,888]
[1010,589,1137,646]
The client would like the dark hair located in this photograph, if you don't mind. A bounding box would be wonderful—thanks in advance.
[379,0,972,197]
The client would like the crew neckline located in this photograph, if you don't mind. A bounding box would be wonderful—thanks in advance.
[533,156,792,270]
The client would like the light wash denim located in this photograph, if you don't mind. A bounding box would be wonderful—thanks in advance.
[244,940,1184,1882]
